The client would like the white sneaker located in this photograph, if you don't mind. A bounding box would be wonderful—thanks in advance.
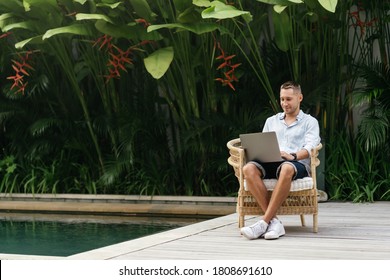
[264,218,285,240]
[240,220,268,240]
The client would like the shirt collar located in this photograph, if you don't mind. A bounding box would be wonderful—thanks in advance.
[279,110,304,121]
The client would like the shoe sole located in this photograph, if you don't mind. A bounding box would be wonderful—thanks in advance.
[264,233,285,240]
[241,230,265,240]
[264,229,285,240]
[241,231,257,240]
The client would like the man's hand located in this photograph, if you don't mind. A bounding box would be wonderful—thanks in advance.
[281,151,295,161]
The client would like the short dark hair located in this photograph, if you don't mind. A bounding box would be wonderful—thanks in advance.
[280,81,301,94]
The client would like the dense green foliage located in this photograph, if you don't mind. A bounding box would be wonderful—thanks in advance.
[0,0,389,201]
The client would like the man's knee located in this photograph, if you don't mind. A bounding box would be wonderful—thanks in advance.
[278,163,295,179]
[243,163,261,178]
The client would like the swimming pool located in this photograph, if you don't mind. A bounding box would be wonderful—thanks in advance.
[0,213,201,257]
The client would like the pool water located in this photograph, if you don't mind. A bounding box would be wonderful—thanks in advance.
[0,213,199,257]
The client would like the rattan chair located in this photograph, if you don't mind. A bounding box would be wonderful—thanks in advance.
[227,138,322,233]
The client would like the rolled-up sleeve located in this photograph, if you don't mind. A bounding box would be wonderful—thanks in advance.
[303,117,321,156]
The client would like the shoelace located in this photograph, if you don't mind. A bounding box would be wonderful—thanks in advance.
[267,219,280,232]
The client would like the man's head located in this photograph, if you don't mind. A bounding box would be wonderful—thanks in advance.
[280,81,302,116]
[280,81,302,94]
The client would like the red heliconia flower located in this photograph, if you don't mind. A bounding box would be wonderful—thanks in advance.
[94,34,155,83]
[93,34,113,50]
[6,51,34,94]
[214,42,241,91]
[215,77,236,91]
[349,4,378,36]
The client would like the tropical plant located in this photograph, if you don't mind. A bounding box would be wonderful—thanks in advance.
[0,155,19,193]
[352,0,390,155]
[335,0,390,201]
[326,131,388,202]
[0,0,246,195]
[0,0,162,194]
[0,0,389,202]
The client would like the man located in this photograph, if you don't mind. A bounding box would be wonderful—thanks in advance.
[241,81,320,240]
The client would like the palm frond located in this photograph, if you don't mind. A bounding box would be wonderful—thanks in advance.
[357,102,389,151]
[29,118,63,137]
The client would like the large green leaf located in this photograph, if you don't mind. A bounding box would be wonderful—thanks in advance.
[173,0,193,12]
[2,21,35,32]
[96,2,122,9]
[76,13,114,24]
[42,24,91,40]
[318,0,338,13]
[274,5,287,14]
[144,47,174,79]
[177,7,202,23]
[148,22,221,35]
[74,0,88,4]
[23,0,57,11]
[0,0,24,12]
[21,0,62,27]
[0,13,21,31]
[129,0,155,22]
[193,0,212,7]
[15,35,43,49]
[256,0,301,5]
[256,0,302,14]
[272,10,291,52]
[201,1,252,21]
[257,0,338,13]
[0,12,14,23]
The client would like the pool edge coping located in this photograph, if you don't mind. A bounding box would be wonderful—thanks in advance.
[66,213,238,260]
[0,193,237,218]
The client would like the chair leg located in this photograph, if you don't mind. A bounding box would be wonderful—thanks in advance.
[239,215,244,228]
[300,214,306,227]
[313,214,318,233]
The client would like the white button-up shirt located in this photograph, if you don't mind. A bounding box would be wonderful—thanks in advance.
[263,110,321,174]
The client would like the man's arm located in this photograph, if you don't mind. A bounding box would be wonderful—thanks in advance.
[303,117,321,156]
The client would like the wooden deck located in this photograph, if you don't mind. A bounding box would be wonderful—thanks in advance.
[67,201,390,260]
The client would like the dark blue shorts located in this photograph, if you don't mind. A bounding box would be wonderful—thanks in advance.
[247,160,309,180]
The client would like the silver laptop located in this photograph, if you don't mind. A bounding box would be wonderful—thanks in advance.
[239,131,283,162]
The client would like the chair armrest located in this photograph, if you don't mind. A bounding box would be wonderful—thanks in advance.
[310,143,322,189]
[310,143,322,168]
[227,138,246,189]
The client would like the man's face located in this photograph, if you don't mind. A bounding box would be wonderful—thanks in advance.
[280,88,302,115]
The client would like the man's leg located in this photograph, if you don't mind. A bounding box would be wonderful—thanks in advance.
[242,163,269,218]
[262,163,295,240]
[239,163,271,239]
[241,162,295,240]
[263,163,295,221]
